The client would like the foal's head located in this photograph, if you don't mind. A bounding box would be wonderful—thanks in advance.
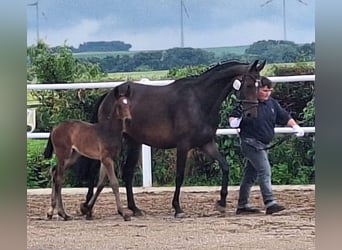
[113,85,132,132]
[233,60,266,118]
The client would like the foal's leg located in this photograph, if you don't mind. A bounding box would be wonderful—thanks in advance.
[80,163,107,220]
[47,166,57,219]
[201,140,230,213]
[172,147,188,218]
[122,139,144,216]
[55,151,79,220]
[103,157,130,221]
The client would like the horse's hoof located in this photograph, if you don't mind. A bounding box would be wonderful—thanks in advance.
[133,209,145,217]
[85,214,93,220]
[215,200,226,213]
[123,215,131,221]
[174,212,185,218]
[80,203,89,215]
[46,213,53,220]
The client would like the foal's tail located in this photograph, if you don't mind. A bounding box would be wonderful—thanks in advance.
[43,135,54,159]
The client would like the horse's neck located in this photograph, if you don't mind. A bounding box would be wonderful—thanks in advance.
[194,67,244,114]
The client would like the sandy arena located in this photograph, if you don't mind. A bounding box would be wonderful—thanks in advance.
[27,185,315,250]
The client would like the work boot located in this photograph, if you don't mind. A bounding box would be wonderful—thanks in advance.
[236,207,261,215]
[265,204,285,215]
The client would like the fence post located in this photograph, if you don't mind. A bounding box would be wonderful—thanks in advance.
[142,144,152,187]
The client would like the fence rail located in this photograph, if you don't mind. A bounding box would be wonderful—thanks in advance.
[27,75,315,187]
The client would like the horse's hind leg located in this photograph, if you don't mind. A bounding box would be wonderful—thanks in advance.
[201,141,229,213]
[54,152,79,220]
[103,157,131,221]
[47,166,57,219]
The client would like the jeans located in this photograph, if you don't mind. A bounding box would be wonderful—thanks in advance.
[237,138,277,209]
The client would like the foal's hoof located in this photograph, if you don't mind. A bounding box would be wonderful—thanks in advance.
[63,215,73,221]
[58,212,72,221]
[215,200,226,213]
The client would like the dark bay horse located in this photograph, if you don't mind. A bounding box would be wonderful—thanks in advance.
[80,59,266,218]
[43,85,132,221]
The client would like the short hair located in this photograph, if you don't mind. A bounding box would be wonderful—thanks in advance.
[260,76,273,88]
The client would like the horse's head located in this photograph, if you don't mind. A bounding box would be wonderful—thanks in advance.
[113,84,132,132]
[233,60,266,118]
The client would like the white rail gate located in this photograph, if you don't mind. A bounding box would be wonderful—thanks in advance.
[27,75,315,187]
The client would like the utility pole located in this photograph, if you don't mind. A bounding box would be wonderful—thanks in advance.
[180,0,189,47]
[261,0,307,41]
[28,1,39,43]
[180,0,184,47]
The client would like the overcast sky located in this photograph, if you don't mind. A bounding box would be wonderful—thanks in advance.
[26,0,315,51]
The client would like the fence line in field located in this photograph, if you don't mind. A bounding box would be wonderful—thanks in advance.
[27,75,315,187]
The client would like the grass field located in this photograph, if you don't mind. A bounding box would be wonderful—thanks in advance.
[72,45,249,60]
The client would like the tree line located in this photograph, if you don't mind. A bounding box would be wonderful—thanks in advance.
[47,39,315,73]
[73,40,314,73]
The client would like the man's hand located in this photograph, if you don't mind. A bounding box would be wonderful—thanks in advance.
[292,125,305,137]
[229,117,242,128]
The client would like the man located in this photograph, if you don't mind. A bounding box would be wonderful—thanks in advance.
[228,76,304,215]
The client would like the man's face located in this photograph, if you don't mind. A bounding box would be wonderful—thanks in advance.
[257,86,273,101]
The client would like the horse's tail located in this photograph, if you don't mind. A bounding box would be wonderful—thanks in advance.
[43,134,54,159]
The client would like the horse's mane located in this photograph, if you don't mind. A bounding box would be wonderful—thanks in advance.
[201,59,247,75]
[177,60,247,83]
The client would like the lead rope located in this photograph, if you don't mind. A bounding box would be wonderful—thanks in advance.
[259,134,293,151]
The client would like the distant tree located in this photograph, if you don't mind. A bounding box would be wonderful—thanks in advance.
[161,47,215,69]
[27,41,104,83]
[75,41,132,52]
[245,40,314,63]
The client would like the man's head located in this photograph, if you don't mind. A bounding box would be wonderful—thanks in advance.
[257,76,273,102]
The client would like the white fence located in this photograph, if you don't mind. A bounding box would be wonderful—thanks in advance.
[27,75,315,187]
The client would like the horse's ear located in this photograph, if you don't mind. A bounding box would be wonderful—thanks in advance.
[248,60,266,72]
[125,84,131,97]
[248,60,259,72]
[256,60,266,72]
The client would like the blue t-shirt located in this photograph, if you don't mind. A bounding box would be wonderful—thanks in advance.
[230,97,291,144]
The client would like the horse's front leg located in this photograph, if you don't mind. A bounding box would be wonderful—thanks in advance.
[103,158,131,221]
[201,140,229,213]
[123,140,144,216]
[172,148,188,218]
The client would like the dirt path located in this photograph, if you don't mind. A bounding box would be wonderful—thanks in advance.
[27,186,315,250]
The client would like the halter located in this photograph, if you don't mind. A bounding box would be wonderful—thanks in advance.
[234,74,260,112]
